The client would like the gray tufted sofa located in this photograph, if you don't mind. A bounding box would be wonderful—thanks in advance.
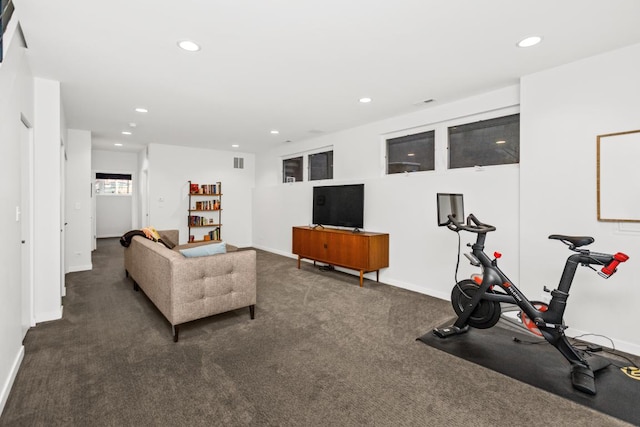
[124,230,256,342]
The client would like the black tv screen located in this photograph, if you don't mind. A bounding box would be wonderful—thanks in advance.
[313,184,364,229]
[437,193,464,226]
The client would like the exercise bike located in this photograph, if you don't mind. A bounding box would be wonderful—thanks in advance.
[431,213,629,395]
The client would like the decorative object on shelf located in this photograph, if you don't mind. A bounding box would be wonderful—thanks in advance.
[188,180,222,242]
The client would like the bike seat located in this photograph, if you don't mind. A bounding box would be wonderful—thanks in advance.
[549,234,594,248]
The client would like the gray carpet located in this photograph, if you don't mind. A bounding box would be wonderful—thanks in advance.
[0,238,632,426]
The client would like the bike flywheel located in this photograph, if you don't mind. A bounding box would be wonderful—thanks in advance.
[451,279,501,329]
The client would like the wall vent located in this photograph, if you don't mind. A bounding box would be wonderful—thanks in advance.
[234,157,244,169]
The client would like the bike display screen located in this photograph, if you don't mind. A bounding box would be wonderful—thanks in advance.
[437,193,464,226]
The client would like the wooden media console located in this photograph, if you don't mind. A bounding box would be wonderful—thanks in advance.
[292,226,389,287]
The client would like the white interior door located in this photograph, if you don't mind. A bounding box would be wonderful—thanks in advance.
[60,141,67,297]
[142,169,149,228]
[20,118,34,338]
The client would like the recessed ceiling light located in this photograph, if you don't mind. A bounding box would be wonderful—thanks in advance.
[232,144,239,148]
[114,143,123,147]
[178,40,201,52]
[135,107,148,113]
[517,36,542,48]
[496,140,506,144]
[121,131,132,135]
[270,130,280,134]
[359,97,372,103]
[407,153,415,157]
[129,122,137,128]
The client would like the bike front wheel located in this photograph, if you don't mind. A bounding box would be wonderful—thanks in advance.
[451,279,501,329]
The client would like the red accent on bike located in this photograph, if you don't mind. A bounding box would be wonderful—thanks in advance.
[522,303,549,337]
[503,282,511,288]
[472,275,482,285]
[601,252,630,276]
[494,252,502,259]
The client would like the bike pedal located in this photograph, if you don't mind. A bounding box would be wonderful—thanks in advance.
[571,365,596,395]
[432,325,468,338]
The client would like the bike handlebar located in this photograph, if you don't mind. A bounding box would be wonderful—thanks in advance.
[446,213,496,233]
[446,213,629,278]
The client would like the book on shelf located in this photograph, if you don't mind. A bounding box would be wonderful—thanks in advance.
[193,200,221,211]
[189,182,222,195]
[207,227,221,241]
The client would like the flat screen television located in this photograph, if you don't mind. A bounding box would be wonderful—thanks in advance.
[313,184,364,230]
[437,193,464,226]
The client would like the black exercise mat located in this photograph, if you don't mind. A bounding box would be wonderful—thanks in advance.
[418,321,640,425]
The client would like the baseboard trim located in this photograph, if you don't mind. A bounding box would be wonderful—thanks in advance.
[251,244,295,259]
[0,345,24,417]
[35,306,63,324]
[67,264,92,273]
[252,245,451,300]
[566,328,640,357]
[382,278,451,301]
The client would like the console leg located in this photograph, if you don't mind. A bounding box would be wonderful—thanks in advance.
[297,256,301,269]
[359,271,364,287]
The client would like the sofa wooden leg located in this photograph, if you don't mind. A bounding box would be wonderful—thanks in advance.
[249,305,255,319]
[125,269,129,278]
[133,281,139,291]
[172,325,179,342]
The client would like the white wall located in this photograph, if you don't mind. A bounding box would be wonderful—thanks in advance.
[92,149,139,237]
[147,144,255,246]
[33,77,63,323]
[65,129,92,272]
[137,148,149,228]
[254,86,521,299]
[520,42,640,354]
[0,21,32,415]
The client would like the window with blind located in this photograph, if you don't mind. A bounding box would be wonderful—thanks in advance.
[386,130,435,174]
[309,150,333,181]
[448,114,520,169]
[283,157,303,183]
[95,173,133,195]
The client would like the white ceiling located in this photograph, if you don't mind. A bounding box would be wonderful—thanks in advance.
[13,0,640,154]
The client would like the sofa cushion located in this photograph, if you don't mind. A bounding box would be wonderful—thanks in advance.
[179,241,227,258]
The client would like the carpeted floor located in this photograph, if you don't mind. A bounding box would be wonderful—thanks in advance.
[0,238,633,426]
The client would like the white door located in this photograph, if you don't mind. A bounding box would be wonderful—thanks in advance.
[142,169,149,227]
[20,118,34,338]
[60,141,67,297]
